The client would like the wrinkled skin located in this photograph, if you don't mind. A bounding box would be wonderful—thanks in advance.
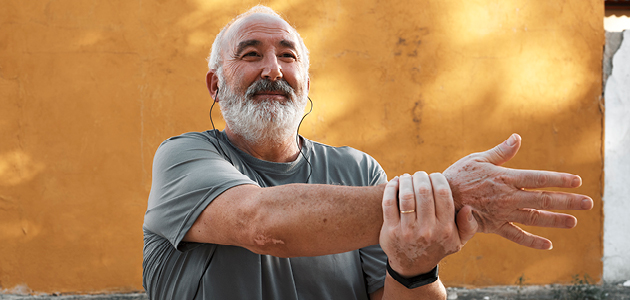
[379,173,478,277]
[443,134,593,250]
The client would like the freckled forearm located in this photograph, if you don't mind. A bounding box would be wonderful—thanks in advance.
[247,183,386,257]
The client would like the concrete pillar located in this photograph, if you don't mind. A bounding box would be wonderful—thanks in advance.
[604,30,630,282]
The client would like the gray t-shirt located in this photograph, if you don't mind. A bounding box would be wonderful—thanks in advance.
[143,130,388,300]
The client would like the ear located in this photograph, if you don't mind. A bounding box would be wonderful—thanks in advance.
[206,70,220,101]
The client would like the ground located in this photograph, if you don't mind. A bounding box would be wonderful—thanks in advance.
[2,284,630,300]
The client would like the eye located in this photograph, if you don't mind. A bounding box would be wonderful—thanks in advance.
[243,51,259,57]
[279,53,297,61]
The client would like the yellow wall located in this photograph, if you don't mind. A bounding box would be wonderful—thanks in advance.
[0,0,603,293]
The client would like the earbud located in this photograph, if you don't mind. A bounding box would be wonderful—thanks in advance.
[297,97,314,183]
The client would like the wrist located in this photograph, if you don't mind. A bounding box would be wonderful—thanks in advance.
[387,260,435,278]
[386,260,439,289]
[444,175,465,209]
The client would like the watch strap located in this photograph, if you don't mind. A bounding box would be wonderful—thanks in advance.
[386,261,439,289]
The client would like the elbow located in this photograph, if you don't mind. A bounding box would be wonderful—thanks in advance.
[248,232,293,257]
[241,227,294,257]
[238,207,294,257]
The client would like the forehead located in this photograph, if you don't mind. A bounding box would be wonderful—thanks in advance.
[225,14,298,50]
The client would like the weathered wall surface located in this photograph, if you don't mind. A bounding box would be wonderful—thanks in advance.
[0,0,603,294]
[604,30,630,282]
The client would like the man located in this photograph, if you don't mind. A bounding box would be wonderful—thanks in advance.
[142,6,593,299]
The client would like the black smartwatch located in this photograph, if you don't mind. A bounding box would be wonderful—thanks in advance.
[386,261,439,289]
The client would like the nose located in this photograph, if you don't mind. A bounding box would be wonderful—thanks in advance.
[261,55,283,81]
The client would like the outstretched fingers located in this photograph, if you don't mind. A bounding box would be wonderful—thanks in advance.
[497,222,553,250]
[513,189,594,211]
[508,209,578,228]
[511,169,583,189]
[478,134,522,166]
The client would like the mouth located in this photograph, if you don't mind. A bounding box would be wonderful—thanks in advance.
[253,91,289,100]
[256,91,286,95]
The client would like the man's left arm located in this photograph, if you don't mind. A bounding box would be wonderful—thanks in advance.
[370,172,479,300]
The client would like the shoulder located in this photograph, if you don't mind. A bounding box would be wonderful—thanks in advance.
[154,131,221,157]
[308,139,379,164]
[159,131,217,149]
[151,130,230,173]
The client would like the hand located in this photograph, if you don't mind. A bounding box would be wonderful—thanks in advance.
[379,172,478,277]
[443,133,594,250]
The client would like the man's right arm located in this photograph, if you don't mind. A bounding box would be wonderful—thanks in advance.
[146,133,388,258]
[443,134,594,249]
[183,183,386,258]
[181,134,593,256]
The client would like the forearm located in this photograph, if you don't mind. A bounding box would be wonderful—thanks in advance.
[186,183,387,257]
[249,183,386,256]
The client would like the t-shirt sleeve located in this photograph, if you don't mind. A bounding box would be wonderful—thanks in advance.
[360,159,389,294]
[143,133,257,251]
[359,245,387,294]
[370,163,388,186]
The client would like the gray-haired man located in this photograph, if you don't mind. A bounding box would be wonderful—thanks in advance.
[142,6,592,300]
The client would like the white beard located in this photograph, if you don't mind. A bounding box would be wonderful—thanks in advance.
[218,78,307,145]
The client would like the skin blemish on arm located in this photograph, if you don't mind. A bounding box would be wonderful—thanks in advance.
[254,234,285,246]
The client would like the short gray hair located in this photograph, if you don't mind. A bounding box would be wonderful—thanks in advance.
[207,5,310,78]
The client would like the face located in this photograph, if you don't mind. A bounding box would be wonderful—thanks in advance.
[221,13,309,100]
[213,14,310,144]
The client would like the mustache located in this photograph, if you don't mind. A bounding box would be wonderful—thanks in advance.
[245,79,295,100]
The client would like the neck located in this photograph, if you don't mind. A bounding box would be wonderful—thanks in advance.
[225,127,301,163]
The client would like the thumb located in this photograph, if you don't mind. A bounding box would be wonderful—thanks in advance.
[456,206,478,244]
[479,133,521,166]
